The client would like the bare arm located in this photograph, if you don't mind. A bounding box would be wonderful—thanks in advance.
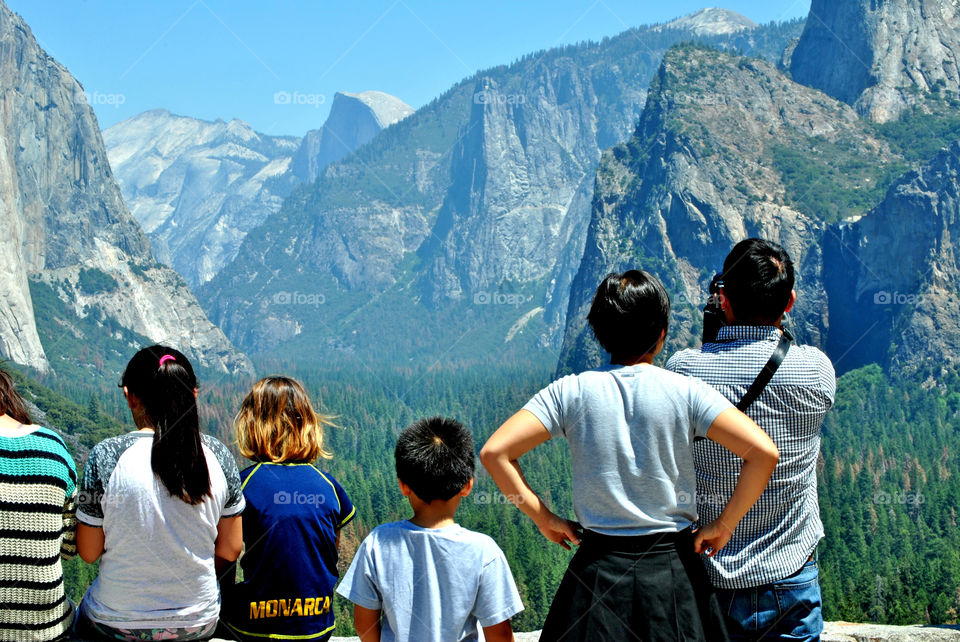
[76,523,105,563]
[354,605,381,642]
[214,515,243,572]
[480,410,581,549]
[481,620,515,642]
[694,407,779,556]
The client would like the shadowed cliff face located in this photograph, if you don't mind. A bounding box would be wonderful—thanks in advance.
[824,142,960,375]
[0,1,251,376]
[790,0,960,123]
[558,45,901,374]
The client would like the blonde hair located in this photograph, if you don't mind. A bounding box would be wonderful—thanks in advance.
[235,377,333,463]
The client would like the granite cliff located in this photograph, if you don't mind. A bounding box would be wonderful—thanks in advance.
[0,1,250,376]
[790,0,960,122]
[557,44,902,373]
[825,141,960,375]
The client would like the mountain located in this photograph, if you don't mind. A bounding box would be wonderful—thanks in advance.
[0,1,251,377]
[655,8,757,36]
[824,141,960,375]
[291,91,414,182]
[104,92,413,289]
[790,0,960,122]
[556,43,904,373]
[103,110,300,288]
[200,18,805,366]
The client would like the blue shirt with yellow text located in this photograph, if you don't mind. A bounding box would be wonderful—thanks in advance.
[221,463,355,639]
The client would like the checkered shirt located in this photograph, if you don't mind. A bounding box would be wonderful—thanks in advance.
[665,325,836,589]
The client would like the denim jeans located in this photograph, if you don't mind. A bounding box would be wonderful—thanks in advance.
[714,558,822,642]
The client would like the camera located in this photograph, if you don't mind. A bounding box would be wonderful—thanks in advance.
[702,274,725,344]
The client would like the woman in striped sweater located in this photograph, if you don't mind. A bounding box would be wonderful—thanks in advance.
[0,366,78,641]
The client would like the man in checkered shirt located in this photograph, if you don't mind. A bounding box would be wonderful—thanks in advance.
[666,238,836,642]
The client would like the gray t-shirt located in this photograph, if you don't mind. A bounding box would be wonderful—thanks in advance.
[336,521,523,642]
[76,432,245,628]
[523,364,732,535]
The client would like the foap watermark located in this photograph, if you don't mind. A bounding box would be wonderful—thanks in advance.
[473,291,534,307]
[873,491,925,506]
[273,291,325,307]
[274,491,327,506]
[474,91,525,106]
[874,291,924,305]
[473,491,525,505]
[83,91,126,108]
[274,91,326,108]
[677,491,727,507]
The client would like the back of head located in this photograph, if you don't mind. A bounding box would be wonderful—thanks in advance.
[121,345,210,505]
[395,417,475,503]
[235,376,333,463]
[722,238,795,325]
[0,365,31,425]
[587,270,670,360]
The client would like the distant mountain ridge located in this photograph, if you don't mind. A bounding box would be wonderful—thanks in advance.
[104,91,413,288]
[655,8,757,36]
[104,109,300,287]
[0,1,251,376]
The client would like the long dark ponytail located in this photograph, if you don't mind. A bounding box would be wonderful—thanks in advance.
[0,365,32,425]
[121,346,210,505]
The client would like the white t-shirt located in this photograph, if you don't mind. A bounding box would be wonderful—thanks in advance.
[523,364,732,535]
[76,432,244,628]
[337,520,523,642]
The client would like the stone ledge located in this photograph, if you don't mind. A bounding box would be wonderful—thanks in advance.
[325,622,960,641]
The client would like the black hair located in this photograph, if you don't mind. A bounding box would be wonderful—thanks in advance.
[395,416,475,503]
[587,270,670,361]
[722,238,795,325]
[121,345,210,505]
[0,365,32,425]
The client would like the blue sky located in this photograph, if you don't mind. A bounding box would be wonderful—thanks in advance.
[8,1,810,136]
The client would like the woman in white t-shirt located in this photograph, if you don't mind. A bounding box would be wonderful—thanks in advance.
[75,346,244,641]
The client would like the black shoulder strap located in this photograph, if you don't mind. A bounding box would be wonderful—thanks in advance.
[736,328,793,413]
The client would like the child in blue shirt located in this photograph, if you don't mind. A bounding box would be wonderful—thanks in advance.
[337,417,523,642]
[220,376,355,641]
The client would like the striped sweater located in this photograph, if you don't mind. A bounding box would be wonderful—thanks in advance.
[0,425,78,642]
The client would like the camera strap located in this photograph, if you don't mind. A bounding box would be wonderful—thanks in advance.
[736,328,792,412]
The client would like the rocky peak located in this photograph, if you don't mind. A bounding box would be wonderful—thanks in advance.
[790,0,960,122]
[291,90,413,182]
[656,8,758,36]
[0,0,251,375]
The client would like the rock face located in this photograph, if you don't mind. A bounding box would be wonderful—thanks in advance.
[0,1,250,375]
[656,8,758,36]
[557,44,900,373]
[790,0,960,122]
[824,141,960,374]
[201,21,803,365]
[291,91,414,182]
[103,110,300,287]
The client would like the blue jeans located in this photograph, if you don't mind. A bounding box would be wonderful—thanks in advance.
[714,558,822,642]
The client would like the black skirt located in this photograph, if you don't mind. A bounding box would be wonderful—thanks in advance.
[540,528,729,642]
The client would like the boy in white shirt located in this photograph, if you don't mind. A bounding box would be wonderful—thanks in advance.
[337,416,523,642]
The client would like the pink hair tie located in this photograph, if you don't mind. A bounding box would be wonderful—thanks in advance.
[159,355,176,367]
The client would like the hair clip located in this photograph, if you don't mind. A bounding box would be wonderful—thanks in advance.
[159,355,176,367]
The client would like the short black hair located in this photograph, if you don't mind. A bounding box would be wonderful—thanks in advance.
[587,270,670,360]
[395,417,475,502]
[722,238,795,325]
